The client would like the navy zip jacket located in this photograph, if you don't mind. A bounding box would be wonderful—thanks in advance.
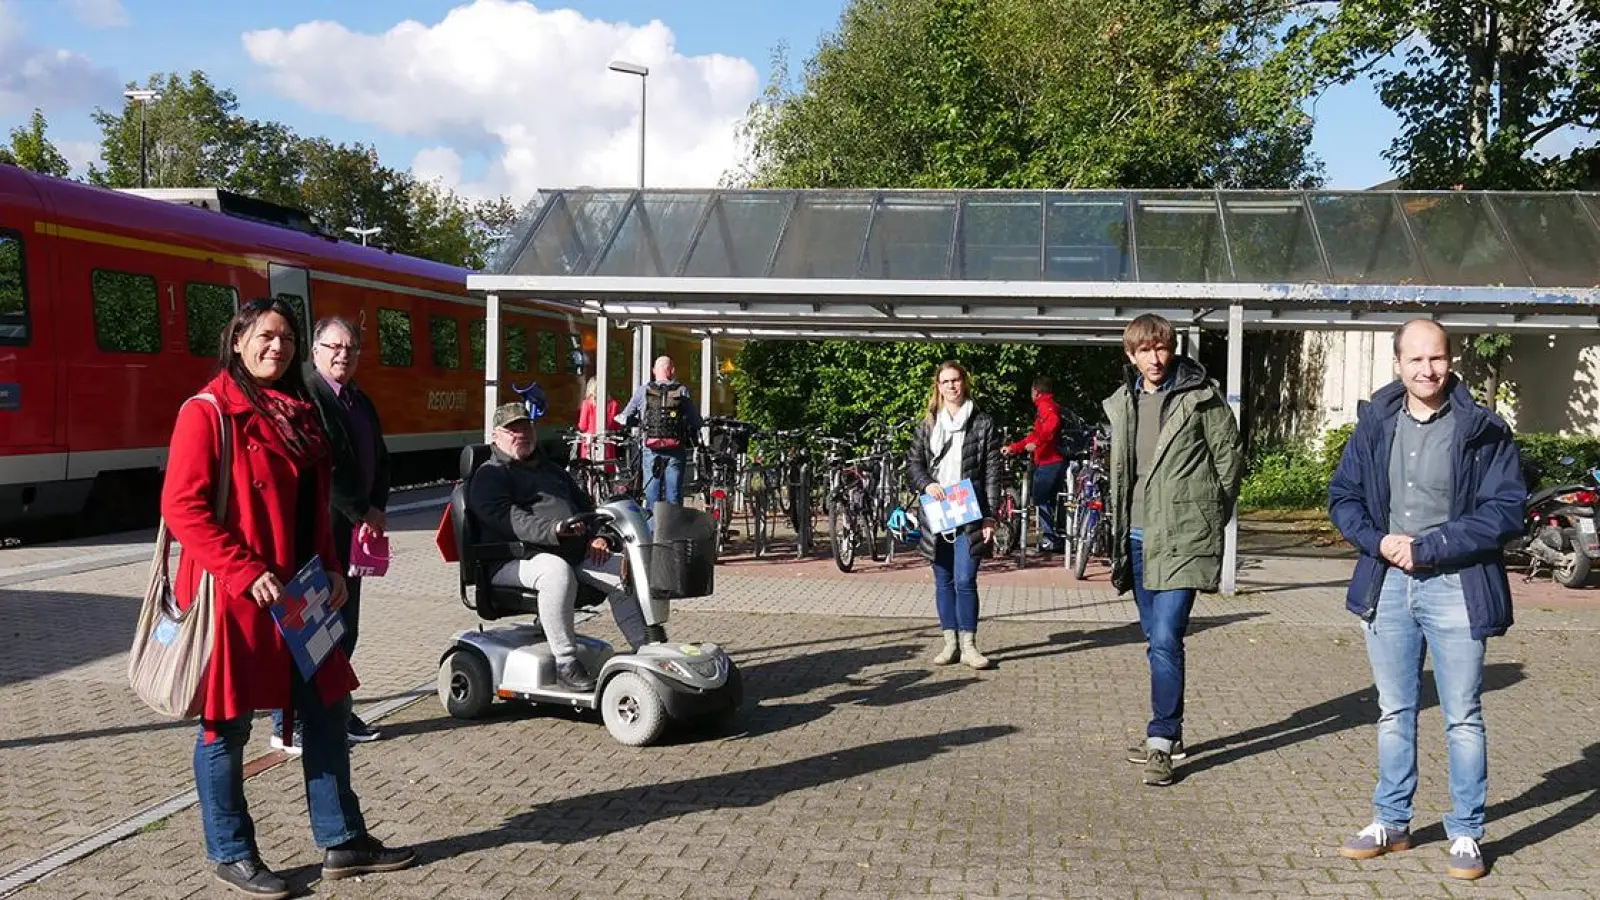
[1327,375,1525,640]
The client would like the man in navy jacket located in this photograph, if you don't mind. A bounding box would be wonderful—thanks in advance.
[1328,320,1524,882]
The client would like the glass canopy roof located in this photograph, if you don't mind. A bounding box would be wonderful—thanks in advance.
[491,189,1600,289]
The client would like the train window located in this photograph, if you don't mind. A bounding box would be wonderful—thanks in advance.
[504,325,529,373]
[467,320,486,371]
[0,230,27,345]
[429,315,461,369]
[92,270,160,354]
[185,283,238,356]
[376,308,413,367]
[537,331,558,374]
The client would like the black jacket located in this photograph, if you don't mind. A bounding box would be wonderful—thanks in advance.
[906,407,1003,559]
[304,365,390,565]
[467,447,596,566]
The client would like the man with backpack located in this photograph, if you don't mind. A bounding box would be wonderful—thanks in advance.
[1001,375,1067,553]
[618,355,703,506]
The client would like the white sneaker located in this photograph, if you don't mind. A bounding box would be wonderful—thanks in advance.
[269,732,303,757]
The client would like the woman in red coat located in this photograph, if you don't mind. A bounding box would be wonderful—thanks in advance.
[577,375,620,462]
[161,297,414,898]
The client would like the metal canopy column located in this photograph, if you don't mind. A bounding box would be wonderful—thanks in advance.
[483,293,501,442]
[631,326,644,388]
[700,335,714,419]
[1221,304,1244,595]
[595,315,610,442]
[642,324,655,376]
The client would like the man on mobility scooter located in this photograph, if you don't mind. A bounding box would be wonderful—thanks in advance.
[470,400,655,691]
[438,390,740,746]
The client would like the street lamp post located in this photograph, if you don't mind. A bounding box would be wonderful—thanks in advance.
[607,59,649,188]
[123,89,161,189]
[345,226,382,247]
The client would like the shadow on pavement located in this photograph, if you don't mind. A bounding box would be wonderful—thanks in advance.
[403,724,1018,864]
[1412,741,1600,861]
[1177,661,1526,783]
[724,642,980,739]
[993,612,1268,664]
[0,589,139,687]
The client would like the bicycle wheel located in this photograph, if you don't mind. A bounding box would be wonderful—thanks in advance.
[992,490,1018,558]
[1072,509,1094,580]
[752,490,769,558]
[868,500,887,562]
[830,504,855,572]
[713,490,732,561]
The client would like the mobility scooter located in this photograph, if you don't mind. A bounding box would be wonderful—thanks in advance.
[438,439,742,746]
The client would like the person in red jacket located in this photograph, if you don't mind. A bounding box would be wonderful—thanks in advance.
[161,297,413,898]
[577,375,620,462]
[1001,376,1067,552]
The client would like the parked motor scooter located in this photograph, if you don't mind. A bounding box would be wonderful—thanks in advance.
[1507,456,1600,588]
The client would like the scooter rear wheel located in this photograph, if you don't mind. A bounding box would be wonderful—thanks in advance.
[439,649,493,719]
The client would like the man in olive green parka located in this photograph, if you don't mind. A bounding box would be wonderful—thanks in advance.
[1104,314,1242,787]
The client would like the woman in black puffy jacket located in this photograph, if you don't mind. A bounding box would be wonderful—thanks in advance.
[906,360,1003,669]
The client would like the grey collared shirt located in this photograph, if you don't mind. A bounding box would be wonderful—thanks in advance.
[1388,401,1454,536]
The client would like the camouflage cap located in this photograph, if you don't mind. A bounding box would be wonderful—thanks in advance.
[491,402,533,429]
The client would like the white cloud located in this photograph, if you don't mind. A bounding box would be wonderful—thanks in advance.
[58,138,101,175]
[63,0,129,28]
[241,0,760,201]
[0,1,123,116]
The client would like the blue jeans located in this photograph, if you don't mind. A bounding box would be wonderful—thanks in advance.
[1032,461,1065,544]
[197,669,366,863]
[643,447,686,506]
[1130,537,1196,741]
[1364,567,1487,839]
[932,530,980,632]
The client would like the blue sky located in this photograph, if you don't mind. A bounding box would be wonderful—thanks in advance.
[0,0,1402,197]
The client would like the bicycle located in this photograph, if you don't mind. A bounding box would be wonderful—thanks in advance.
[1067,426,1113,580]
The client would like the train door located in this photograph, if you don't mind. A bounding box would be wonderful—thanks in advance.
[0,224,56,454]
[268,262,312,334]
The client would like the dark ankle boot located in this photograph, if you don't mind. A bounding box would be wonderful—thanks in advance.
[322,834,416,880]
[214,856,290,898]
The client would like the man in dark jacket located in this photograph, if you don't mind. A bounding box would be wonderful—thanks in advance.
[275,316,391,750]
[468,402,652,692]
[1328,320,1523,882]
[1104,314,1242,788]
[1002,376,1066,553]
[617,355,703,507]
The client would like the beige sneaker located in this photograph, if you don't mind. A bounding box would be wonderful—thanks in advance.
[931,630,959,666]
[958,632,992,669]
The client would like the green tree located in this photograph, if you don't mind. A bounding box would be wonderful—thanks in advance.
[739,0,1321,190]
[89,71,301,202]
[1285,0,1600,410]
[730,0,1314,430]
[0,109,72,177]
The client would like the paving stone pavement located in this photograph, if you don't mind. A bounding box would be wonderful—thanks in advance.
[2,503,1599,899]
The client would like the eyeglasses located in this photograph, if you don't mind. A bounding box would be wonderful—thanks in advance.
[318,342,360,355]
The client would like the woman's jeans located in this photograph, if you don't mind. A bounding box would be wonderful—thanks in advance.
[195,667,366,863]
[932,530,980,632]
[1364,567,1488,839]
[1130,536,1196,741]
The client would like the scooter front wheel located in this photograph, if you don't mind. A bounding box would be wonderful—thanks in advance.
[601,671,668,746]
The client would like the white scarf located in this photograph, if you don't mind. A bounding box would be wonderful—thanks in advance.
[929,400,973,486]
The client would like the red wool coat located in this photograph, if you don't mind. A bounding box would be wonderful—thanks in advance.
[160,373,358,724]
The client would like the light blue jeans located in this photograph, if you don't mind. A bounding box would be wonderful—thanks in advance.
[1364,567,1488,839]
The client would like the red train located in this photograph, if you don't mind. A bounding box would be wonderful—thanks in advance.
[0,166,731,535]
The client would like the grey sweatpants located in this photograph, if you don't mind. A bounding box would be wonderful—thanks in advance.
[491,553,647,661]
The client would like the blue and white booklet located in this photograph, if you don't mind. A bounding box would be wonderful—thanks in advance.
[270,555,346,680]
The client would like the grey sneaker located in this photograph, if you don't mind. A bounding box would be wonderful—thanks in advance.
[1446,836,1485,880]
[1142,748,1174,786]
[1126,739,1186,763]
[1338,823,1411,860]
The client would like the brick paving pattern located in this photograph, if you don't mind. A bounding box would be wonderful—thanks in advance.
[2,501,1598,898]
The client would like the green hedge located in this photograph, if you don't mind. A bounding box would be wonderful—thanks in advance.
[1238,427,1595,512]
